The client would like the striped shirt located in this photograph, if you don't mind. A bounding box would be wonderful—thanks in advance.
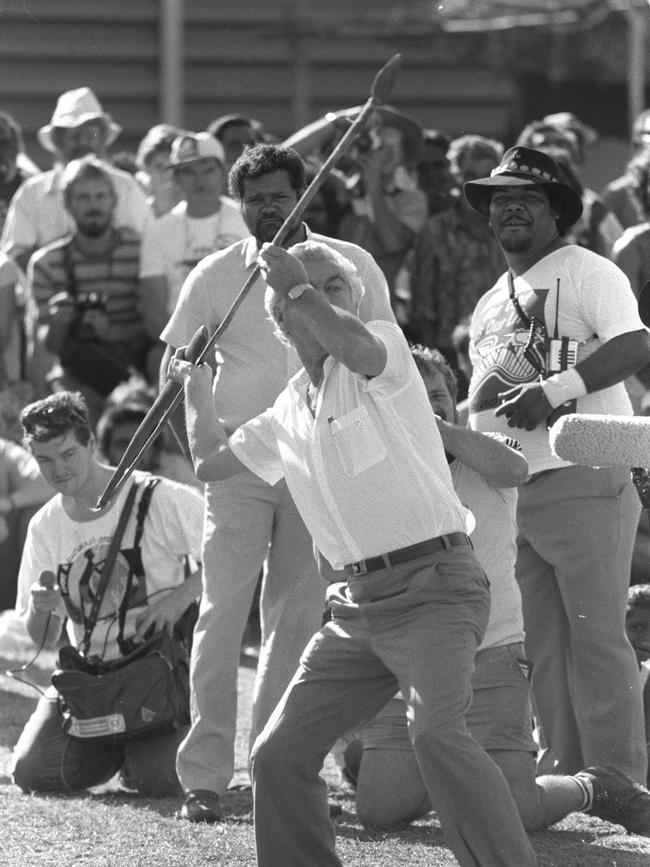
[28,227,147,346]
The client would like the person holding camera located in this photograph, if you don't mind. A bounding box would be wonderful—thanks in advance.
[408,134,506,368]
[11,390,203,796]
[464,146,650,785]
[27,157,151,424]
[285,105,428,311]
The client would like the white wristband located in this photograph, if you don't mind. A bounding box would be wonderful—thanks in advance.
[541,368,587,409]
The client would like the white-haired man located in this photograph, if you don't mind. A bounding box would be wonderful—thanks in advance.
[169,239,537,867]
[161,143,395,824]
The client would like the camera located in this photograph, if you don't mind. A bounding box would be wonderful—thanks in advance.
[354,128,382,154]
[75,291,107,313]
[72,291,109,341]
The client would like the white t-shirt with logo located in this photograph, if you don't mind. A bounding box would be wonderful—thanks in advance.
[469,246,644,473]
[16,472,203,660]
[140,198,248,311]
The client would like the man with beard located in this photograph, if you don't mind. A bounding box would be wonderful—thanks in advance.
[464,146,650,786]
[159,143,395,822]
[28,157,150,423]
[1,87,151,274]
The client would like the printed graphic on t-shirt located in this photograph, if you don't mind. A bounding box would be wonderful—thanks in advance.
[469,287,550,416]
[56,538,147,627]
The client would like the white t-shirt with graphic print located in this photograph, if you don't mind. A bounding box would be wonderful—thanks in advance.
[469,245,644,474]
[139,198,248,312]
[16,471,203,661]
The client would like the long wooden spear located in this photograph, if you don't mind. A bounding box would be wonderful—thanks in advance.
[93,53,402,510]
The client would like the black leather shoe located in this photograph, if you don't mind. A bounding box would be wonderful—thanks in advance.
[176,789,223,823]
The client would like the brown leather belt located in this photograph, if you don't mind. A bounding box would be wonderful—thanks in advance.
[345,532,471,576]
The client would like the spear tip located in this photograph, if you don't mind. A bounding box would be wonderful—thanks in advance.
[371,53,402,106]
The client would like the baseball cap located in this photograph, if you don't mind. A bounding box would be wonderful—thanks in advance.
[168,132,225,169]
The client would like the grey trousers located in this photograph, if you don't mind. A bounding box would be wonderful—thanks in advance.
[517,464,647,783]
[176,471,325,794]
[251,545,537,867]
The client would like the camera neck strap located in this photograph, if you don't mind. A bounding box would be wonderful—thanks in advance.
[61,241,79,299]
[508,271,563,336]
[80,480,139,655]
[507,270,532,329]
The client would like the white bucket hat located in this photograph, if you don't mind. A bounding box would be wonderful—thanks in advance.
[38,87,122,153]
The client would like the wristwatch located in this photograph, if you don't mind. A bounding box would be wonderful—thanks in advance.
[287,283,311,301]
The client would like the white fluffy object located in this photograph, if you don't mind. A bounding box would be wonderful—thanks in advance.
[549,413,650,468]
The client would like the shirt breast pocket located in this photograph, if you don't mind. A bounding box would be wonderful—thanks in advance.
[329,405,387,476]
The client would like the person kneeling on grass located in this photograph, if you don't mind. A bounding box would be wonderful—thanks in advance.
[626,583,650,787]
[338,346,650,837]
[11,390,203,797]
[169,238,538,867]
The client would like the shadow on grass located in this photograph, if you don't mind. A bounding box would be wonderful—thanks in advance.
[333,812,446,845]
[330,805,650,864]
[80,785,255,824]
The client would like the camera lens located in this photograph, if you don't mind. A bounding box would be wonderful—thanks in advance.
[355,133,372,153]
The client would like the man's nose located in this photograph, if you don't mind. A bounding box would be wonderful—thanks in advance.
[258,194,281,206]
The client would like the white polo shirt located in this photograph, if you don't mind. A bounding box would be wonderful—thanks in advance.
[229,320,472,569]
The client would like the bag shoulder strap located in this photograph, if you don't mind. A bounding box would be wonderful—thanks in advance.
[80,480,139,655]
[132,476,161,551]
[116,476,162,653]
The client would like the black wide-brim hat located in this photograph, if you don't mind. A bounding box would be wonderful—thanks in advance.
[463,145,583,227]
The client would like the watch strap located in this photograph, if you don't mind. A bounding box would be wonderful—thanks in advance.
[287,283,311,301]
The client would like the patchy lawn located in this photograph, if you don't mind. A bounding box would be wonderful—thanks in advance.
[1,611,649,866]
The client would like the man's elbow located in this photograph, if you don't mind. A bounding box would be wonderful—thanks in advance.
[193,450,229,482]
[495,458,530,488]
[194,459,217,483]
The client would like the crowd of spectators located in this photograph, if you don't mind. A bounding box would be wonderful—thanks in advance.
[3,83,650,856]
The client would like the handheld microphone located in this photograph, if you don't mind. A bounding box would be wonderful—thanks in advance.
[39,570,57,590]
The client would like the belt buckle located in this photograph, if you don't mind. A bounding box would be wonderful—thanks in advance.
[350,560,367,576]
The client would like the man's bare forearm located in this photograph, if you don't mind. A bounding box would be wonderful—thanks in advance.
[436,418,528,487]
[181,365,245,482]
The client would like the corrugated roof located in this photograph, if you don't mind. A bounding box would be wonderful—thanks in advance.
[434,0,643,31]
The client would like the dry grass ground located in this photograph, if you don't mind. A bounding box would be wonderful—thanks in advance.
[1,610,650,866]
